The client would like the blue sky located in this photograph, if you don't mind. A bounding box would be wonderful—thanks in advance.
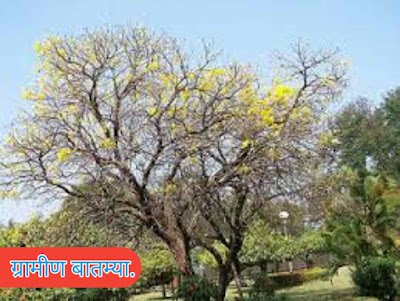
[0,0,399,223]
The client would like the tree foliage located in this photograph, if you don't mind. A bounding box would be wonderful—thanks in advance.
[326,169,396,270]
[241,219,326,268]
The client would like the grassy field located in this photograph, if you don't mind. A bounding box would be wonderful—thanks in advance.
[130,268,378,301]
[279,267,377,301]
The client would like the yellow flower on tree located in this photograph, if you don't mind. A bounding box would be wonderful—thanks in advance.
[238,164,251,175]
[57,148,73,162]
[180,89,191,101]
[35,91,47,101]
[0,189,20,199]
[241,139,252,149]
[5,136,16,146]
[22,88,46,101]
[33,35,62,56]
[100,138,117,149]
[187,72,196,81]
[147,107,159,117]
[22,88,34,100]
[271,84,296,102]
[239,85,258,103]
[146,60,160,72]
[211,68,226,76]
[164,183,177,194]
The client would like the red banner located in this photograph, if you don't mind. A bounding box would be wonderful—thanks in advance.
[0,247,142,288]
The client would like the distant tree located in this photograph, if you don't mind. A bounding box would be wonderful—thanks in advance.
[333,88,400,179]
[376,88,400,178]
[333,99,381,175]
[241,219,326,273]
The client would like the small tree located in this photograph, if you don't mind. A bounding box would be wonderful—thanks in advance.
[139,244,176,297]
[326,169,396,271]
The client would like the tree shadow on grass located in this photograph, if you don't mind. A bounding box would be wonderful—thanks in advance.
[284,288,377,301]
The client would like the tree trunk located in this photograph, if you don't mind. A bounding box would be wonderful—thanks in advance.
[275,261,280,273]
[288,260,293,273]
[168,236,192,275]
[164,196,193,277]
[171,281,175,299]
[216,265,231,301]
[232,260,244,298]
[260,261,268,273]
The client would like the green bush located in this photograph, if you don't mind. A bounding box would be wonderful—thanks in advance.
[267,267,326,290]
[352,256,397,301]
[269,272,303,289]
[246,273,289,301]
[176,275,217,301]
[250,273,275,295]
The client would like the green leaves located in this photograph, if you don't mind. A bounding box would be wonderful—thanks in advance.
[326,171,397,270]
[241,219,326,265]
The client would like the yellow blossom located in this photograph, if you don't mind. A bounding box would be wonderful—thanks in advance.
[33,35,62,56]
[5,136,16,146]
[147,107,159,117]
[146,60,160,72]
[180,89,191,101]
[238,164,251,175]
[271,84,296,102]
[34,103,49,116]
[241,139,252,149]
[0,189,20,199]
[239,85,258,103]
[159,73,177,88]
[319,132,335,147]
[188,156,199,164]
[22,88,46,101]
[22,88,34,100]
[187,72,196,81]
[211,68,226,76]
[268,148,281,161]
[57,148,73,162]
[100,138,117,149]
[164,183,177,194]
[198,75,214,92]
[321,76,336,87]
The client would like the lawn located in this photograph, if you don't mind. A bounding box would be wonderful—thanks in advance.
[130,267,378,301]
[279,267,377,301]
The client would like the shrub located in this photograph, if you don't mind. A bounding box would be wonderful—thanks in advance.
[267,267,326,290]
[176,275,217,301]
[352,256,397,301]
[250,273,275,295]
[246,273,289,301]
[268,272,303,289]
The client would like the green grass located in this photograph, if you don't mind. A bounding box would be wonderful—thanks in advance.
[130,267,379,301]
[278,267,377,300]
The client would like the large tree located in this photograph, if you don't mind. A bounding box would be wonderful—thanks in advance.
[0,27,346,300]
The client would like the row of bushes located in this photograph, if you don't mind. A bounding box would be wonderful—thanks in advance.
[174,267,326,301]
[265,266,326,290]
